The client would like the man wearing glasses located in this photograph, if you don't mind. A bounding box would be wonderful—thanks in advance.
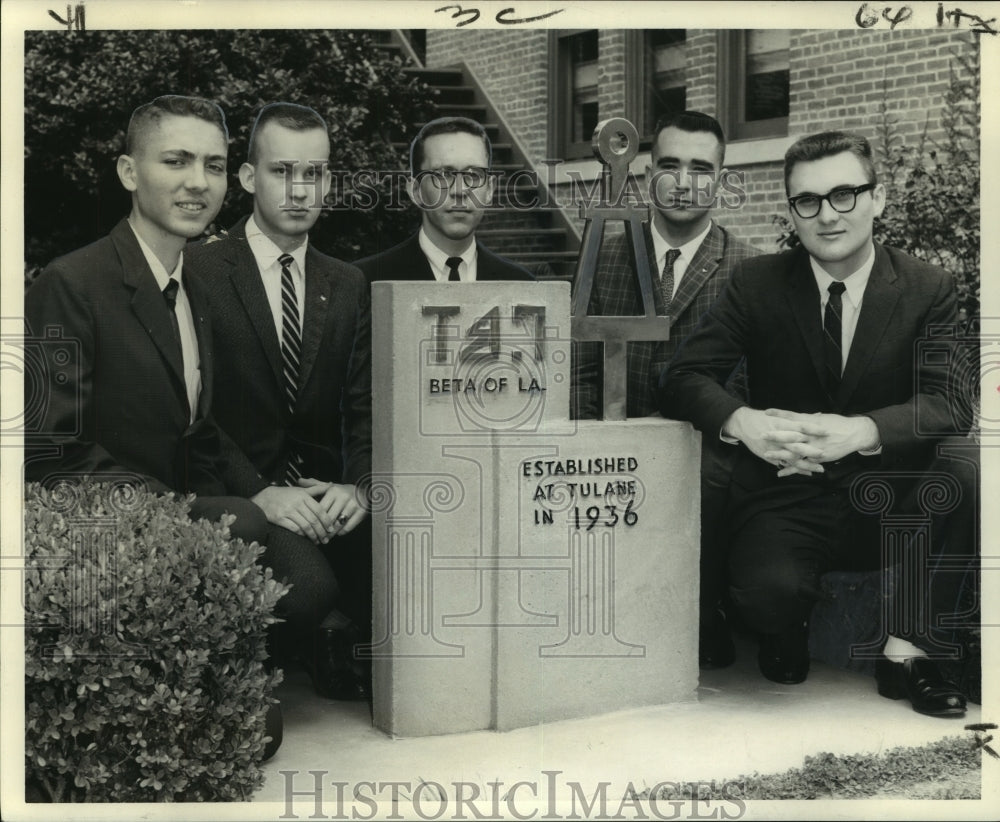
[355,116,533,282]
[659,131,972,717]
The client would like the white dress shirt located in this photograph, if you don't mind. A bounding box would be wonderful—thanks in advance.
[810,244,876,373]
[419,228,479,282]
[129,221,201,421]
[245,215,308,340]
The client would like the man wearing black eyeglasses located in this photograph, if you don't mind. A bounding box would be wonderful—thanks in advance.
[355,116,533,282]
[658,131,974,717]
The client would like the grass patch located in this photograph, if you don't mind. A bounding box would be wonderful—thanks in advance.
[647,736,981,800]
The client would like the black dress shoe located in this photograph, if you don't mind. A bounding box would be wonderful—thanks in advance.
[875,657,966,717]
[758,628,809,684]
[302,624,369,701]
[262,701,283,762]
[699,609,736,669]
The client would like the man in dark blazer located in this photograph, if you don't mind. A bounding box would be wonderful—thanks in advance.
[354,116,534,282]
[25,95,265,545]
[659,130,971,717]
[188,102,372,701]
[573,111,758,669]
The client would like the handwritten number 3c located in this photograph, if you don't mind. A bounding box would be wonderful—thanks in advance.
[435,5,564,26]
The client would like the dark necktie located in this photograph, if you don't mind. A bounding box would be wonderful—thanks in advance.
[824,281,847,394]
[279,254,305,485]
[162,277,182,351]
[279,254,301,414]
[446,256,462,282]
[661,248,681,314]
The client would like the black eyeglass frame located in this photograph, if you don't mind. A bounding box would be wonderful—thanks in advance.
[787,183,876,219]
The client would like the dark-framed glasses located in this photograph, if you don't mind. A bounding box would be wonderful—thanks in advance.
[417,167,490,190]
[787,183,875,219]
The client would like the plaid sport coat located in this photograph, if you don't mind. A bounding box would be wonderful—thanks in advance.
[572,221,759,419]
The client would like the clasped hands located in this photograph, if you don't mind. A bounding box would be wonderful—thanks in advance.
[724,407,880,478]
[252,479,368,544]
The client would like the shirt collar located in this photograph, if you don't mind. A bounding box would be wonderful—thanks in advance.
[127,219,183,290]
[419,227,477,278]
[809,243,876,305]
[650,219,713,268]
[245,214,308,274]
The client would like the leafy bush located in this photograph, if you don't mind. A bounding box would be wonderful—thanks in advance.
[874,47,980,321]
[24,480,288,802]
[774,47,980,323]
[24,29,436,273]
[647,735,981,800]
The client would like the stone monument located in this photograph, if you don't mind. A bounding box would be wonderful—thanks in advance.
[369,120,700,737]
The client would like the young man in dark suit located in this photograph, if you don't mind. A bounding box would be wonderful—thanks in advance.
[659,131,971,717]
[574,111,759,669]
[187,102,372,701]
[25,94,266,544]
[354,116,533,282]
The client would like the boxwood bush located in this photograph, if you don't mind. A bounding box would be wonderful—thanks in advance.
[24,479,288,802]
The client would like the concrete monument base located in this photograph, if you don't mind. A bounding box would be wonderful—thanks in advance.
[369,282,700,737]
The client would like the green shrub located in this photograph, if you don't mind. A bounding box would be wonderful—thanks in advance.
[24,29,436,274]
[24,480,288,802]
[648,735,981,800]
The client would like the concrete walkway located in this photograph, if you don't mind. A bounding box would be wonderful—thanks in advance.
[256,636,992,819]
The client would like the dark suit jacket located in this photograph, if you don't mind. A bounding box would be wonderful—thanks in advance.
[659,244,963,497]
[574,221,758,418]
[24,218,227,495]
[353,232,535,282]
[187,217,372,497]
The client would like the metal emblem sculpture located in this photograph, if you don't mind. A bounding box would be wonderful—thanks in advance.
[570,118,669,421]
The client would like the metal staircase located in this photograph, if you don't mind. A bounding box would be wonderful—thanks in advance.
[374,32,580,281]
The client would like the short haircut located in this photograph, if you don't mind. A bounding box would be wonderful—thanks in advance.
[783,131,877,194]
[651,111,727,165]
[409,116,491,175]
[125,95,228,155]
[247,102,329,164]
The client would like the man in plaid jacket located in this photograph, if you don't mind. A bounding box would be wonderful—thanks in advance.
[572,111,759,668]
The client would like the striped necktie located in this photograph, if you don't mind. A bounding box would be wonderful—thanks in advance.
[279,254,304,484]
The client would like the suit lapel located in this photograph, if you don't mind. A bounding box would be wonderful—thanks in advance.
[225,221,285,389]
[837,246,900,405]
[670,223,724,327]
[404,233,436,280]
[476,240,498,280]
[184,270,214,421]
[111,221,188,400]
[297,248,331,398]
[783,248,829,397]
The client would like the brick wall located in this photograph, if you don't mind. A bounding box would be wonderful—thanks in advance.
[788,28,974,141]
[426,27,978,253]
[597,30,628,121]
[427,29,551,164]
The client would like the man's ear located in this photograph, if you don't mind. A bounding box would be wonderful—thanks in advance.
[872,182,887,218]
[116,155,138,192]
[238,162,256,195]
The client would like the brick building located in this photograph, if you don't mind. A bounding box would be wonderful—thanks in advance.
[414,27,979,260]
